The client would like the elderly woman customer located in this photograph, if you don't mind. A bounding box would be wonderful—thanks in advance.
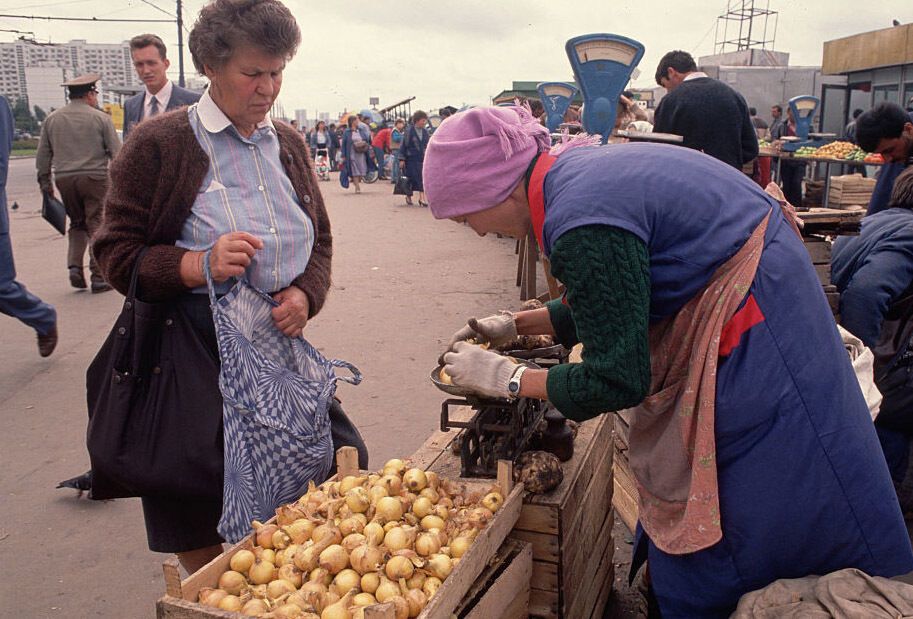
[309,120,334,163]
[428,106,913,617]
[341,115,370,193]
[92,0,367,573]
[400,110,430,206]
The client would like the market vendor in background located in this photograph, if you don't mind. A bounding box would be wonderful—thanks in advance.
[857,102,913,215]
[771,106,807,208]
[91,0,367,573]
[424,104,913,618]
[832,168,913,503]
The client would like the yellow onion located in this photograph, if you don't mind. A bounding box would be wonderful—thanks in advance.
[342,533,366,553]
[382,458,407,477]
[338,475,366,495]
[375,576,401,603]
[256,547,276,565]
[346,487,371,514]
[249,584,268,599]
[481,492,504,513]
[295,537,334,572]
[389,595,409,619]
[360,571,381,594]
[312,521,343,546]
[267,578,297,600]
[411,497,433,519]
[319,590,341,612]
[339,515,366,537]
[404,588,427,617]
[422,576,442,599]
[378,474,403,496]
[198,587,228,608]
[275,604,306,618]
[426,554,453,580]
[310,567,334,586]
[273,528,292,549]
[249,559,277,585]
[375,496,404,523]
[382,526,413,552]
[350,540,384,575]
[419,487,440,503]
[352,592,377,607]
[319,544,349,574]
[415,532,440,557]
[433,505,450,520]
[278,564,304,588]
[217,594,243,611]
[368,484,389,504]
[420,515,445,531]
[217,570,247,596]
[332,568,361,596]
[320,590,355,619]
[385,555,414,580]
[286,518,316,544]
[241,598,270,616]
[402,469,427,492]
[363,521,385,546]
[300,580,328,596]
[468,507,491,528]
[425,471,440,491]
[449,536,472,559]
[254,522,280,549]
[406,571,426,590]
[229,549,256,574]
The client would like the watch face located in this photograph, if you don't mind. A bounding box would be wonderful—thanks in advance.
[509,381,520,394]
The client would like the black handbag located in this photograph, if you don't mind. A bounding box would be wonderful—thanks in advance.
[873,291,913,433]
[393,175,412,196]
[85,251,224,500]
[41,192,67,235]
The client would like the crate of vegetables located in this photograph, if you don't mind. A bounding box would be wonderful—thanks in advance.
[156,448,524,619]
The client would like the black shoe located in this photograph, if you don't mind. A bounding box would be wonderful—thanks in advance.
[91,279,113,294]
[69,266,87,289]
[57,470,93,498]
[37,325,58,357]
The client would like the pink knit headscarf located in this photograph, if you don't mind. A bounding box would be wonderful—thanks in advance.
[423,105,552,220]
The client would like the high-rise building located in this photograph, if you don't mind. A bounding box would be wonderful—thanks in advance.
[0,38,142,111]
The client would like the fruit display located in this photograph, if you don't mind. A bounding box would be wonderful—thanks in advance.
[793,146,818,158]
[812,140,856,159]
[197,459,505,618]
[864,153,885,164]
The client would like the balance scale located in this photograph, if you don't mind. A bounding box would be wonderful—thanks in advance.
[537,82,579,133]
[781,95,836,151]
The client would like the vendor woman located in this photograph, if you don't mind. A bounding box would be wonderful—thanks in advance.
[426,105,913,618]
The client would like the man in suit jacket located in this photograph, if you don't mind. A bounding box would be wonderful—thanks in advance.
[122,34,200,139]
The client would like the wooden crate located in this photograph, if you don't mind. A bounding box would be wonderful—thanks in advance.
[412,409,615,618]
[156,448,524,619]
[455,538,532,619]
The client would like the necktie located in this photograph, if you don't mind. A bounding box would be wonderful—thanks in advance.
[148,96,160,118]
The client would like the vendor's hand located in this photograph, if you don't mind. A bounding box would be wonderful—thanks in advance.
[448,311,518,349]
[271,286,310,338]
[442,342,519,399]
[210,231,263,282]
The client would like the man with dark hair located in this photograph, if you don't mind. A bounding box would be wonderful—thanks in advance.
[653,50,758,170]
[749,106,768,139]
[36,74,121,292]
[844,108,864,143]
[769,104,785,139]
[122,33,200,138]
[856,102,913,215]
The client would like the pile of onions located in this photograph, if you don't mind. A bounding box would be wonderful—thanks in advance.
[198,459,504,618]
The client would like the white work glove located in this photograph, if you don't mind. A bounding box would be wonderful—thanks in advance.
[448,311,518,349]
[442,341,519,399]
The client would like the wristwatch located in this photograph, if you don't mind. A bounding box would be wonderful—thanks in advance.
[507,365,527,400]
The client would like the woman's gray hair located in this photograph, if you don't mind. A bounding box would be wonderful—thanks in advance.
[188,0,300,74]
[889,167,913,209]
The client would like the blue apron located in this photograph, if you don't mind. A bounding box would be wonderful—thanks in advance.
[203,254,362,543]
[534,144,913,617]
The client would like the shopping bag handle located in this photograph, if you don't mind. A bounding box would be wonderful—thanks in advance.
[329,359,363,386]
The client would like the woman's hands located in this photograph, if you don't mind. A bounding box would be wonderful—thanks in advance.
[271,286,310,338]
[210,232,264,282]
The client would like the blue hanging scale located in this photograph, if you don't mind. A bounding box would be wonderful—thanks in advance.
[537,82,579,133]
[565,34,645,144]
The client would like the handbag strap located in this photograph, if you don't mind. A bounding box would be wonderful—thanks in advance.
[126,247,151,302]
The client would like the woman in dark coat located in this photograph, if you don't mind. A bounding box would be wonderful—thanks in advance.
[399,110,430,206]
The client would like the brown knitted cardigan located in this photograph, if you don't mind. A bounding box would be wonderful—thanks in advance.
[93,109,331,317]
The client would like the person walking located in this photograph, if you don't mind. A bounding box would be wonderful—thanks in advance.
[425,105,913,618]
[400,110,429,206]
[122,34,200,139]
[0,95,57,357]
[36,74,121,293]
[390,118,405,184]
[372,122,392,180]
[341,115,369,193]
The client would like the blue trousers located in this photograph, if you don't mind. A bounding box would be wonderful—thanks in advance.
[0,198,56,335]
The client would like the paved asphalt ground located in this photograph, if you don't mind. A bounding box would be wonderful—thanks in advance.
[0,159,636,617]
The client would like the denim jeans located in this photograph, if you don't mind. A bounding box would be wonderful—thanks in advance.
[0,199,56,335]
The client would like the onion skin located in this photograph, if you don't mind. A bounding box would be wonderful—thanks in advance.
[346,487,371,514]
[376,576,401,603]
[378,475,403,496]
[319,544,350,574]
[217,570,247,596]
[363,522,385,546]
[383,458,407,477]
[277,564,304,588]
[426,554,453,580]
[255,523,280,549]
[405,588,428,617]
[266,578,297,600]
[241,598,270,616]
[385,555,414,580]
[320,590,355,619]
[422,576,442,599]
[198,587,228,608]
[415,532,441,557]
[350,541,384,575]
[217,594,243,611]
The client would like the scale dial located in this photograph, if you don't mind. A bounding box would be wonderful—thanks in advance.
[573,39,638,64]
[542,84,575,98]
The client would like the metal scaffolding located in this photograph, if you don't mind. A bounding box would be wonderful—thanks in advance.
[714,0,778,53]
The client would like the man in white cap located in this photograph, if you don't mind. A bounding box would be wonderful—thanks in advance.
[36,73,121,292]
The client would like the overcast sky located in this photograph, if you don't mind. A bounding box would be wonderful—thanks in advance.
[1,0,910,118]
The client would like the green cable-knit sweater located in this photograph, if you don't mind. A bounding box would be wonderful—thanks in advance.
[544,224,652,421]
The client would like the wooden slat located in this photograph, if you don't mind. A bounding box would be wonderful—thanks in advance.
[179,537,252,603]
[814,263,832,286]
[156,597,243,619]
[564,508,615,614]
[464,541,532,619]
[163,557,182,598]
[613,457,639,534]
[525,415,607,507]
[419,483,524,618]
[336,446,359,479]
[530,558,560,592]
[514,502,559,536]
[509,528,560,563]
[587,564,616,619]
[529,587,560,619]
[558,416,613,534]
[364,603,396,619]
[803,238,831,264]
[566,511,615,619]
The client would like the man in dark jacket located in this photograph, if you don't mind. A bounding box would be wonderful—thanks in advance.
[858,103,913,215]
[653,50,758,170]
[832,168,913,487]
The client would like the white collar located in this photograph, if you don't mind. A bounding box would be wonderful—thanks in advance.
[683,72,709,82]
[145,80,172,108]
[196,89,275,134]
